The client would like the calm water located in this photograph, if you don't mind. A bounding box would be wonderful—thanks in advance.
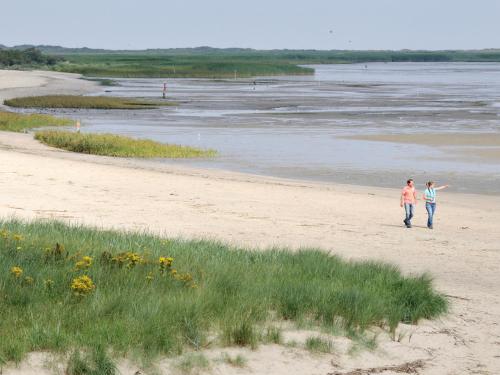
[60,63,500,193]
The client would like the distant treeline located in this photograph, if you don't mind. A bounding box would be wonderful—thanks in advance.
[3,45,500,78]
[0,48,62,67]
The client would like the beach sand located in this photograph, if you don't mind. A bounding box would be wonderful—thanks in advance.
[0,69,99,106]
[1,70,499,375]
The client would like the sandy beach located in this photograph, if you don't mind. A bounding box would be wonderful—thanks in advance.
[1,70,499,374]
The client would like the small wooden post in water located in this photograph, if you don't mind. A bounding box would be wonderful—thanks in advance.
[162,82,167,99]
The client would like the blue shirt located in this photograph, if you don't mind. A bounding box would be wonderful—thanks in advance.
[424,188,436,204]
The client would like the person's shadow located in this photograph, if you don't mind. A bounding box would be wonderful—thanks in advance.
[381,224,428,229]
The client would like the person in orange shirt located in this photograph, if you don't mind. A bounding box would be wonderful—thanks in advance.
[400,178,417,228]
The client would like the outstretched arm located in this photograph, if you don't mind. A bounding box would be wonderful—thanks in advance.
[435,185,449,191]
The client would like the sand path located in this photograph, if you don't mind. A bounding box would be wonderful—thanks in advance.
[0,70,499,375]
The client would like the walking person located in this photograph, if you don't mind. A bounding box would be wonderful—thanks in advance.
[400,178,417,228]
[423,181,449,229]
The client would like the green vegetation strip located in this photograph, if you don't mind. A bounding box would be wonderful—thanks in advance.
[0,220,447,366]
[52,49,500,78]
[4,95,172,109]
[6,47,500,78]
[0,110,71,132]
[34,130,216,158]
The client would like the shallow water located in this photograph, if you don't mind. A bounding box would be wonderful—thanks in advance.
[57,63,500,193]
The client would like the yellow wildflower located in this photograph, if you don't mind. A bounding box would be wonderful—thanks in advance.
[75,256,93,270]
[112,252,143,268]
[23,276,34,286]
[159,257,174,273]
[10,266,23,278]
[1,229,10,239]
[71,275,96,296]
[12,234,23,241]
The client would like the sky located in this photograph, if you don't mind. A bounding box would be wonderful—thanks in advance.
[2,0,500,50]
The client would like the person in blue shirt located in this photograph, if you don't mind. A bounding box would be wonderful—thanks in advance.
[423,181,449,229]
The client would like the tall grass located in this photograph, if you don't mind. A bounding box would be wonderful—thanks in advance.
[34,130,216,158]
[0,220,447,367]
[5,96,172,109]
[0,111,71,132]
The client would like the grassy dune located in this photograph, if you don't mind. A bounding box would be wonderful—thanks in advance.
[34,130,216,158]
[0,220,447,369]
[0,111,71,132]
[4,96,172,110]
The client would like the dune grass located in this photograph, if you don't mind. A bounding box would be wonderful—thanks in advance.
[4,95,172,109]
[305,336,334,354]
[34,130,216,158]
[0,110,71,133]
[0,220,447,368]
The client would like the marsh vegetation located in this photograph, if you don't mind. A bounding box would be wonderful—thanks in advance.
[0,111,71,132]
[5,95,172,109]
[34,130,216,158]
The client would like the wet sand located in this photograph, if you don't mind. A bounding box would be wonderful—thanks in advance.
[345,132,500,147]
[0,70,500,374]
[345,133,500,163]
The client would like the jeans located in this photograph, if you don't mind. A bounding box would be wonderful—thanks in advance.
[426,202,436,228]
[404,203,415,226]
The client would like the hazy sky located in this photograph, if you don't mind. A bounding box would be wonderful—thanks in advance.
[2,0,500,50]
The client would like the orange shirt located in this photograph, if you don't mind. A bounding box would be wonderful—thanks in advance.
[402,186,416,204]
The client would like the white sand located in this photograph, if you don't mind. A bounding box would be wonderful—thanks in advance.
[1,70,499,375]
[0,69,99,105]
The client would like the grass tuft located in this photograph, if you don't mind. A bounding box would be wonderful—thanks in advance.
[0,110,71,133]
[175,353,210,374]
[66,347,116,375]
[305,336,334,354]
[4,95,173,109]
[219,352,247,367]
[263,327,282,344]
[34,130,216,158]
[0,220,447,365]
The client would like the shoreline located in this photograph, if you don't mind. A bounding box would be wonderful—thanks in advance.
[1,69,500,374]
